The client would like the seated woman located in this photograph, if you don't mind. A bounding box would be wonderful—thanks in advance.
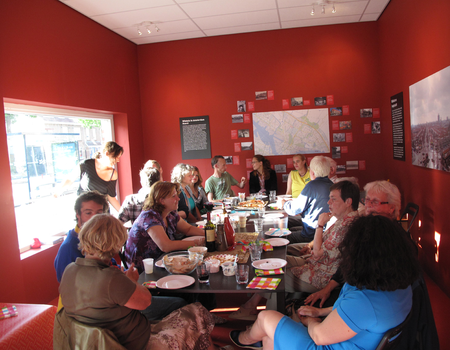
[57,214,227,350]
[125,181,204,273]
[286,154,310,198]
[249,154,277,194]
[229,215,420,350]
[171,163,201,223]
[187,165,209,215]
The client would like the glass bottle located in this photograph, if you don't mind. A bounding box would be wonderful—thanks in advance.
[204,211,216,252]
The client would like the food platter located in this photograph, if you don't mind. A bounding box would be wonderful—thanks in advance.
[235,199,268,210]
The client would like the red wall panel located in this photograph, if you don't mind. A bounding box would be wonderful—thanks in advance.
[378,0,450,295]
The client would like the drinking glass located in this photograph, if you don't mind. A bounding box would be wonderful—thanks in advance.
[254,218,264,233]
[196,261,211,283]
[249,243,262,262]
[235,265,249,284]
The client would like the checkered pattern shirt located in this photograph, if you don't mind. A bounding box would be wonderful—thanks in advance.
[118,188,150,224]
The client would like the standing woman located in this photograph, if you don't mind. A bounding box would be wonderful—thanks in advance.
[171,163,201,223]
[187,166,209,215]
[77,141,123,212]
[249,155,277,194]
[286,154,311,198]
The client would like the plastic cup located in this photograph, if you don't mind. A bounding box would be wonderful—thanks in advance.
[254,218,264,232]
[222,261,236,276]
[143,258,154,274]
[196,261,211,283]
[209,259,220,273]
[238,193,246,202]
[235,265,249,284]
[278,217,288,229]
[239,216,247,228]
[249,243,262,262]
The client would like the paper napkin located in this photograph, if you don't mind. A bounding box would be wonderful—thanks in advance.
[143,281,157,289]
[246,277,281,290]
[255,268,285,276]
[0,305,18,320]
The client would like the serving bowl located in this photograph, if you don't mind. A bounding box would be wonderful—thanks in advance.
[163,251,201,275]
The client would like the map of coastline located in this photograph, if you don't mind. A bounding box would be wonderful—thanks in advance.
[253,109,330,156]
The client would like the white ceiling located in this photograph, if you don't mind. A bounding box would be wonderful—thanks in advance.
[59,0,390,45]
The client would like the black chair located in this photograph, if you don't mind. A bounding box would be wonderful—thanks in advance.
[398,202,419,233]
[375,310,412,350]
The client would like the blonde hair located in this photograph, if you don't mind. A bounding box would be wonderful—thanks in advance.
[364,180,401,219]
[78,214,128,260]
[143,181,180,213]
[309,156,331,178]
[171,163,194,184]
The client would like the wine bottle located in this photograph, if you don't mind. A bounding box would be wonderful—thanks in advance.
[205,211,216,252]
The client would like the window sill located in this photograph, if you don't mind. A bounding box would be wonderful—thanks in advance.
[20,236,66,260]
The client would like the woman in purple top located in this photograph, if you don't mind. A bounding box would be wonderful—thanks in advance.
[125,181,205,273]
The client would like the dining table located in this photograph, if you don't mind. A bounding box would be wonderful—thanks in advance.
[138,206,289,313]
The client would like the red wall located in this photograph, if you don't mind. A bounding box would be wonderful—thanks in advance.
[0,0,143,303]
[138,23,383,192]
[378,0,450,295]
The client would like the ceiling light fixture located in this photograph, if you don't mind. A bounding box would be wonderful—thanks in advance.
[146,26,151,34]
[134,21,161,36]
[332,4,336,13]
[311,6,315,15]
[137,27,142,36]
[322,5,325,14]
[311,1,336,15]
[155,25,160,32]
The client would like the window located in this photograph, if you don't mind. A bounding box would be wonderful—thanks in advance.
[4,103,116,252]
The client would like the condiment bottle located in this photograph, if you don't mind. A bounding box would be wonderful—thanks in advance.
[224,213,236,250]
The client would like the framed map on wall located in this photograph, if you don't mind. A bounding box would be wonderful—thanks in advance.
[252,109,330,156]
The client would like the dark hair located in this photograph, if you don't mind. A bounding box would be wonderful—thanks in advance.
[252,154,272,180]
[140,167,160,188]
[339,215,419,291]
[330,180,360,211]
[74,191,109,222]
[191,166,203,189]
[95,141,123,159]
[143,181,180,213]
[211,155,224,168]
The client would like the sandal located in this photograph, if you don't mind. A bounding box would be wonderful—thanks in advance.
[229,330,262,349]
[228,306,258,321]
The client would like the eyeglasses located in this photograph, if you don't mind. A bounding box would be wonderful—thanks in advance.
[361,197,389,206]
[251,161,259,164]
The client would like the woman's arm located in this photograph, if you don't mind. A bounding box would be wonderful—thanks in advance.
[286,172,293,195]
[177,218,205,236]
[107,195,121,212]
[303,309,357,346]
[147,225,203,252]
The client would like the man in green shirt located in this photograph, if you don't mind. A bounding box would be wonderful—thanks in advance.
[205,155,246,200]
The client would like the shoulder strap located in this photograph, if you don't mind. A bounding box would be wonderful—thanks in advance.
[109,168,115,181]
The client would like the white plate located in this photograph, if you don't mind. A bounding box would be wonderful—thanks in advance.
[156,275,195,289]
[264,213,284,219]
[252,258,287,270]
[201,209,223,218]
[182,236,199,241]
[265,238,290,247]
[155,260,165,268]
[196,220,206,226]
[229,212,250,218]
[264,229,292,237]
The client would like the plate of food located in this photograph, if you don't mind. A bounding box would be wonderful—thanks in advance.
[252,258,287,270]
[265,238,290,247]
[204,254,237,265]
[156,275,195,289]
[235,199,268,210]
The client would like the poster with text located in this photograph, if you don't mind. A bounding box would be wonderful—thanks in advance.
[179,116,211,160]
[391,92,405,161]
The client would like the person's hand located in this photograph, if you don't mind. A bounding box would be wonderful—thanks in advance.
[240,177,247,184]
[299,315,322,327]
[124,263,139,282]
[298,245,311,256]
[304,288,331,308]
[298,305,322,318]
[317,212,332,227]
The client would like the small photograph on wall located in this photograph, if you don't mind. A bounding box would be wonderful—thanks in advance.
[282,174,289,182]
[333,133,346,142]
[346,160,359,170]
[330,107,343,116]
[237,101,246,112]
[232,114,244,123]
[332,146,341,159]
[315,97,327,106]
[238,129,250,138]
[274,164,286,173]
[291,97,303,106]
[336,165,346,174]
[241,142,253,151]
[360,108,373,118]
[339,121,352,130]
[255,91,267,100]
[410,64,450,172]
[224,156,233,164]
[371,121,381,134]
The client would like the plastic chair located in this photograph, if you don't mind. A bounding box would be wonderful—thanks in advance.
[375,310,412,350]
[398,202,419,233]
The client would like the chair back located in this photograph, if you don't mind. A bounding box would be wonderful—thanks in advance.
[375,310,412,350]
[398,202,419,233]
[53,308,127,350]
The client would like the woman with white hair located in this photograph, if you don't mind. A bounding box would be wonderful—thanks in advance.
[171,163,201,223]
[363,180,401,219]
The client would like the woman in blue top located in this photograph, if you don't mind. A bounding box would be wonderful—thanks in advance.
[125,181,204,273]
[171,163,202,223]
[230,215,420,350]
